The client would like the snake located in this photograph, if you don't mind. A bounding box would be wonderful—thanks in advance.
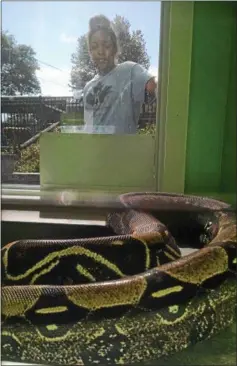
[1,192,237,365]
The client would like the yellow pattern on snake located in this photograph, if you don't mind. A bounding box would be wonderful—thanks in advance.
[1,192,237,365]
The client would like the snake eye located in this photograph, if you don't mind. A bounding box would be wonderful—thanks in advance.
[156,302,187,322]
[205,221,213,231]
[200,221,215,245]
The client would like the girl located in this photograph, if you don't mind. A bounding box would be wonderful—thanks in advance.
[83,15,157,134]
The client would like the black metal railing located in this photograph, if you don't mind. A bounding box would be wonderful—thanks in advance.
[1,96,67,152]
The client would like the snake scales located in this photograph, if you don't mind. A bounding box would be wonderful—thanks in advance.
[1,192,237,365]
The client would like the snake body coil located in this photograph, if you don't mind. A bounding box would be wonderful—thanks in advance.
[1,192,237,365]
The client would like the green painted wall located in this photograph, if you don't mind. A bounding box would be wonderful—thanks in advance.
[185,2,236,199]
[220,19,236,194]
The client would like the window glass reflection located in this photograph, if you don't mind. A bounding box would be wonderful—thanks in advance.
[1,1,160,185]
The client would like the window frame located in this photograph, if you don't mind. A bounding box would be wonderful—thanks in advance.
[155,1,194,193]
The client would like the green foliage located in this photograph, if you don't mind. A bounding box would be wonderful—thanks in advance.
[15,127,61,173]
[15,143,40,173]
[1,31,41,96]
[70,15,150,89]
[3,126,32,151]
[139,123,156,136]
[1,146,15,155]
[70,34,97,90]
[113,15,150,69]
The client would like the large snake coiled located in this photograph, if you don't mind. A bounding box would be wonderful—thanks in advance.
[1,192,237,365]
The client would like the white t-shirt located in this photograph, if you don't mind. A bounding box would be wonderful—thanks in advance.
[83,61,153,134]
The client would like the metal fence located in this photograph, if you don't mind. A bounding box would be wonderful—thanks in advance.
[1,96,66,151]
[1,96,157,150]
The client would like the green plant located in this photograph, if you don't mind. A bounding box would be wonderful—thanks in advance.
[15,142,40,173]
[139,123,156,136]
[14,126,60,173]
[1,146,16,154]
[2,31,41,95]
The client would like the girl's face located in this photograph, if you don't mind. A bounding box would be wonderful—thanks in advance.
[89,30,116,74]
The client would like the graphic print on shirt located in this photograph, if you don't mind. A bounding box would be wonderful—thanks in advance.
[85,81,112,112]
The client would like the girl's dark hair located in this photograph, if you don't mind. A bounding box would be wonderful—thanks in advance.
[87,15,118,54]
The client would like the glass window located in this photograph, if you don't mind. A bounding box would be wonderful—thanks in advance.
[1,1,161,189]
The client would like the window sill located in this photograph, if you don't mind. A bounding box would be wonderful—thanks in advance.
[2,209,106,226]
[1,186,123,224]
